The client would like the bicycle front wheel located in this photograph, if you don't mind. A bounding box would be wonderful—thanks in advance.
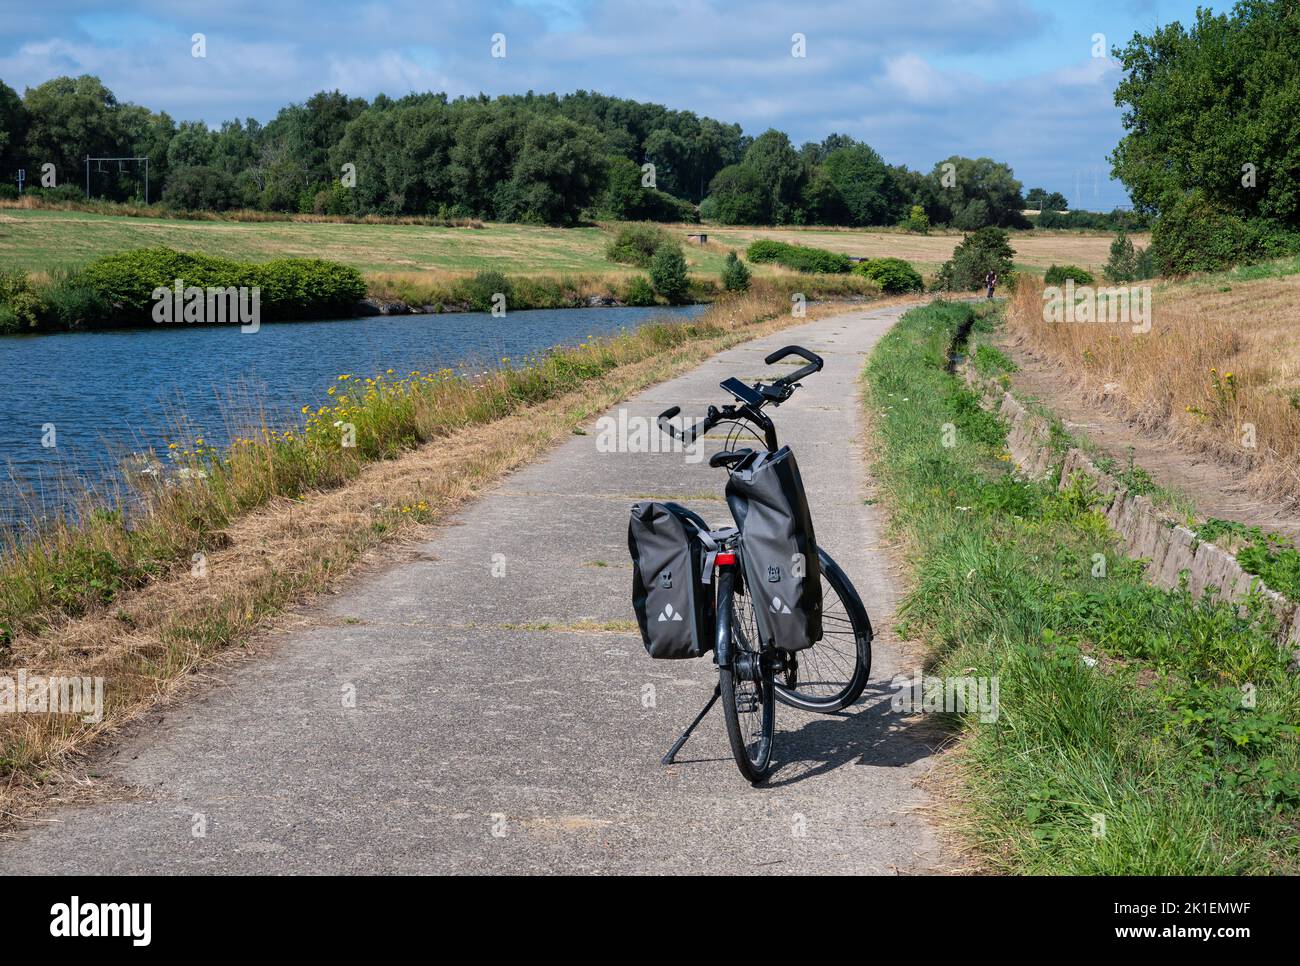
[773,547,873,713]
[717,568,775,785]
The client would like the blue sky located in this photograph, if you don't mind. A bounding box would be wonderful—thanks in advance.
[0,0,1211,209]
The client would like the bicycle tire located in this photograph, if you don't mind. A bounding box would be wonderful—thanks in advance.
[717,568,775,784]
[773,547,872,713]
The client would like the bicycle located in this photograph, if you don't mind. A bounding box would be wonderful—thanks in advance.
[654,345,873,784]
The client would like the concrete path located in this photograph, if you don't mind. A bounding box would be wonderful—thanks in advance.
[2,304,945,874]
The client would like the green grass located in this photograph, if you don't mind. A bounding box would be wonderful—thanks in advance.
[0,208,737,277]
[1194,518,1300,602]
[867,299,1300,874]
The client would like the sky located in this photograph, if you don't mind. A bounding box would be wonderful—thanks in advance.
[0,0,1214,210]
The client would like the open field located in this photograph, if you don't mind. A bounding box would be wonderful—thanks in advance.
[1004,256,1300,507]
[697,224,1141,275]
[0,206,1139,280]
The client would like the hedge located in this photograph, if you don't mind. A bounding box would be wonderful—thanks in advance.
[745,239,851,274]
[78,247,367,325]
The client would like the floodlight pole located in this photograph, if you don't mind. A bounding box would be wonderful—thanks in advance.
[83,156,151,202]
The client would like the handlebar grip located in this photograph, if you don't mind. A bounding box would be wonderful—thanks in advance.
[764,345,824,369]
[766,345,824,386]
[657,405,704,444]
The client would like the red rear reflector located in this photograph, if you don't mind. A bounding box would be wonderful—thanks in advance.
[715,552,737,566]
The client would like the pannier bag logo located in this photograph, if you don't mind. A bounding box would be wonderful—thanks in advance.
[770,595,793,614]
[767,565,781,582]
[658,570,673,589]
[658,603,684,622]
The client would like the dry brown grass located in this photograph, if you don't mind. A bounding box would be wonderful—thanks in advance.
[0,290,878,821]
[1004,272,1300,506]
[688,223,1142,274]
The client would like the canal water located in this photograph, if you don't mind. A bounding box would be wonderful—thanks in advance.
[0,304,708,528]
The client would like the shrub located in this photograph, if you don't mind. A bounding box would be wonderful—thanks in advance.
[42,269,110,328]
[0,184,17,200]
[853,257,923,293]
[30,185,83,203]
[0,270,42,333]
[604,223,678,267]
[622,276,657,306]
[1103,231,1157,283]
[648,246,690,304]
[1044,264,1095,286]
[901,204,930,233]
[162,166,238,211]
[312,181,353,216]
[934,227,1016,291]
[744,239,851,273]
[721,250,751,292]
[77,247,366,325]
[1149,190,1300,276]
[457,270,513,312]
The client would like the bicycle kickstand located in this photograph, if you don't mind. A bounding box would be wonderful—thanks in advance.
[661,684,721,765]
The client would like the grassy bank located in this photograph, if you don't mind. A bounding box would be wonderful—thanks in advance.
[0,289,853,814]
[867,300,1300,874]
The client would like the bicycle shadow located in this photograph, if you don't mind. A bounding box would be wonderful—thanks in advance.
[763,680,957,788]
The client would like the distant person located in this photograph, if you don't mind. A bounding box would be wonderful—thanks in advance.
[985,271,998,299]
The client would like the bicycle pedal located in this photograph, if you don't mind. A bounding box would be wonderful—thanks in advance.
[734,694,759,713]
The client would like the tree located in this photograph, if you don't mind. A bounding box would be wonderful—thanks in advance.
[162,165,238,210]
[599,154,696,221]
[1111,1,1300,227]
[1026,187,1068,211]
[935,227,1016,290]
[267,90,368,189]
[495,115,605,224]
[116,105,175,199]
[721,250,750,291]
[741,130,804,223]
[22,75,123,190]
[166,120,215,169]
[706,163,770,224]
[649,245,689,303]
[920,156,1030,229]
[822,143,894,226]
[0,80,29,175]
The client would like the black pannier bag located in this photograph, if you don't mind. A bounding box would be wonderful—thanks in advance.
[725,447,822,651]
[628,501,718,659]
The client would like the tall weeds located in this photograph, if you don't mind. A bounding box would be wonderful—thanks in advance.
[1004,272,1300,505]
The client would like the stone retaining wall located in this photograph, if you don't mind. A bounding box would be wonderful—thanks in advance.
[965,367,1300,657]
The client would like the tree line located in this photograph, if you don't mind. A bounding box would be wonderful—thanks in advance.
[0,74,1085,230]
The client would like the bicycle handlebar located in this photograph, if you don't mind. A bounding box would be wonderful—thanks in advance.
[764,345,824,386]
[656,404,718,444]
[655,344,824,451]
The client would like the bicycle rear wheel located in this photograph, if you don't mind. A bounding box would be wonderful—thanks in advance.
[717,568,775,784]
[774,548,872,713]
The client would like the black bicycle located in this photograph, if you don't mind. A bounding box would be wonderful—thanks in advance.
[656,345,873,784]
